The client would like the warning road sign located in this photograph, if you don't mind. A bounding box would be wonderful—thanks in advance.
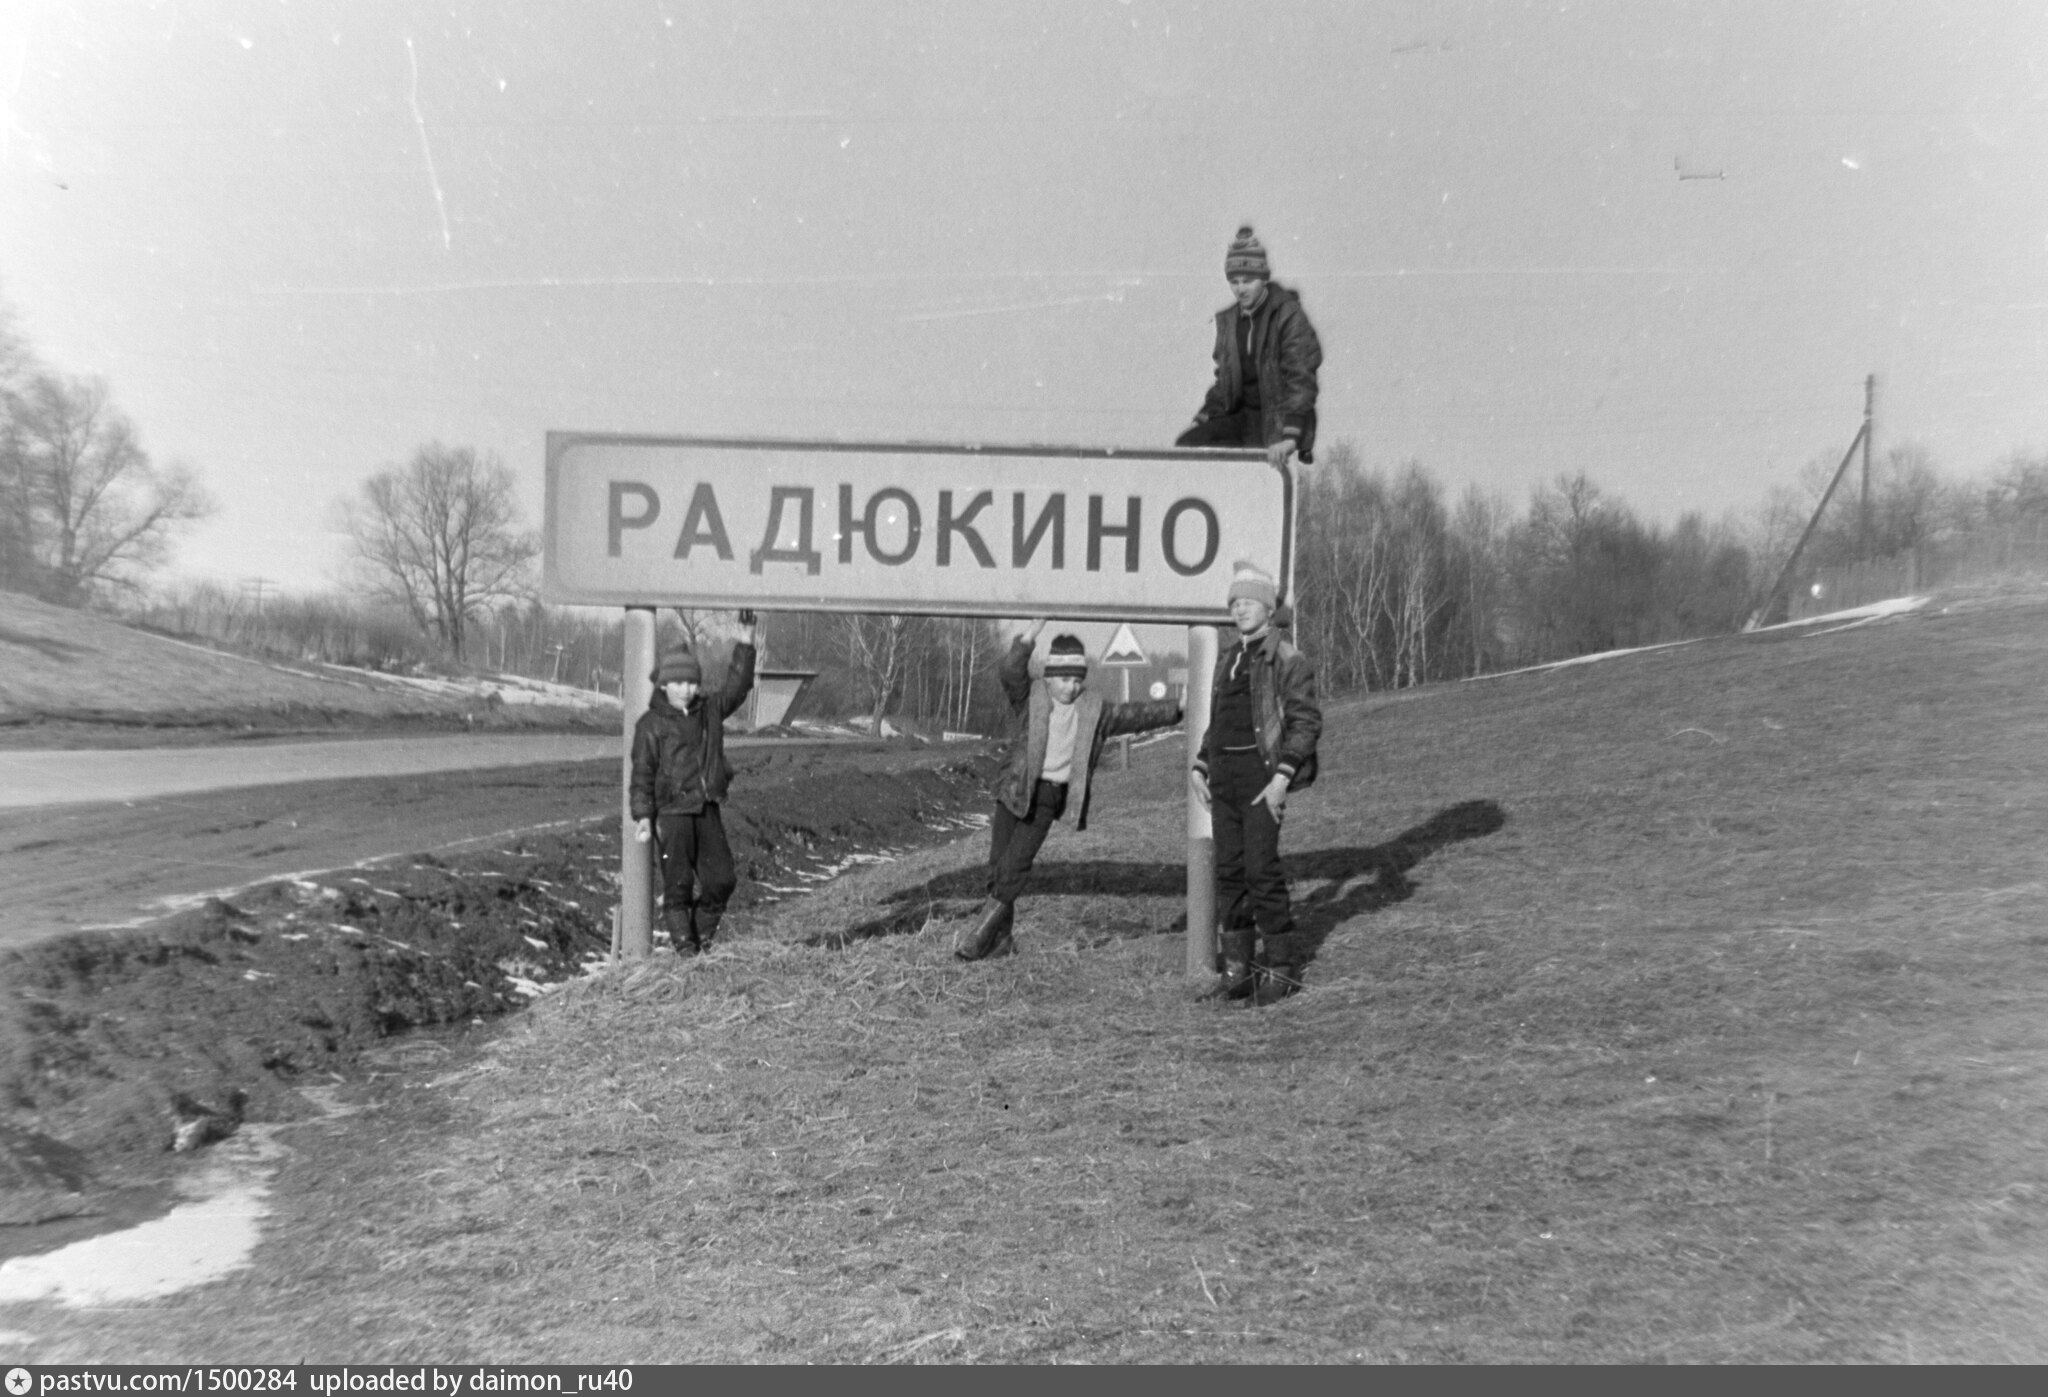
[1100,622,1147,666]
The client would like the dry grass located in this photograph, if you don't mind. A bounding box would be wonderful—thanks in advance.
[6,585,2048,1363]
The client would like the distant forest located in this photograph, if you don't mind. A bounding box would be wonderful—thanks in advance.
[7,293,2047,733]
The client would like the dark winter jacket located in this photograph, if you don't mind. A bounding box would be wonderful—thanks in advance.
[1195,281,1323,460]
[1194,629,1321,791]
[629,643,756,819]
[991,637,1183,831]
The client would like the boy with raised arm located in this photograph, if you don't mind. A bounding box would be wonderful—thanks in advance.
[957,619,1184,961]
[631,610,757,954]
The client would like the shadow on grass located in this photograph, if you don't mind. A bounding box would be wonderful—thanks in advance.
[805,798,1506,951]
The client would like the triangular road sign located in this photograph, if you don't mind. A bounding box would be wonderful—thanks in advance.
[1101,622,1147,665]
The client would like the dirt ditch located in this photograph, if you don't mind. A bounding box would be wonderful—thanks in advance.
[0,742,997,1258]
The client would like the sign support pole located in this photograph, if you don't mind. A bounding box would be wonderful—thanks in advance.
[620,605,656,958]
[1184,622,1218,980]
[1119,666,1132,770]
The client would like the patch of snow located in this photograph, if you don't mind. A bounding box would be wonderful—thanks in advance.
[1470,638,1699,682]
[314,663,621,711]
[1755,594,1930,631]
[0,1124,288,1306]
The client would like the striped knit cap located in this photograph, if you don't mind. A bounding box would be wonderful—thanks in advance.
[1043,633,1089,677]
[1226,560,1279,609]
[1224,225,1270,280]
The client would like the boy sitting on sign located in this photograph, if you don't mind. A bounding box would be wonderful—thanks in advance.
[957,619,1185,961]
[631,610,758,954]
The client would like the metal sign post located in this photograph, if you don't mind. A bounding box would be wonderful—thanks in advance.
[542,436,1290,962]
[619,606,656,957]
[1184,622,1218,978]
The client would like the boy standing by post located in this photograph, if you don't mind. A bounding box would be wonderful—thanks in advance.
[631,611,757,955]
[957,620,1185,962]
[1177,225,1323,471]
[1192,563,1322,1004]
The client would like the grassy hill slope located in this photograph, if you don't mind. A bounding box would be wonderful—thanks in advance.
[10,583,2047,1362]
[0,590,613,738]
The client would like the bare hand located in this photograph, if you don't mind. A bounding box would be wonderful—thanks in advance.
[1254,774,1290,817]
[1189,767,1211,808]
[1024,617,1050,642]
[634,818,652,844]
[1265,439,1297,471]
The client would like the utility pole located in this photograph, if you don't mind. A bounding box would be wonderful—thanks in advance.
[240,576,275,618]
[1859,373,1876,559]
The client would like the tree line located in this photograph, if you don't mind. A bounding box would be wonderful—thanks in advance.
[11,284,2047,726]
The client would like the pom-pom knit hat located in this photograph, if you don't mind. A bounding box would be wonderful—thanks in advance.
[1225,225,1271,280]
[1226,560,1279,609]
[1043,633,1090,677]
[652,644,702,685]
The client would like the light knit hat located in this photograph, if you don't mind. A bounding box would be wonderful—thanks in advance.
[1226,560,1279,609]
[1043,633,1089,677]
[1225,225,1271,280]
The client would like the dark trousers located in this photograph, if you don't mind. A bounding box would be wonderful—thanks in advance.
[987,779,1068,904]
[1212,749,1293,945]
[1176,409,1264,449]
[655,804,738,920]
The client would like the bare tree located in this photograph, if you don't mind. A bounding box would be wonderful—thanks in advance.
[840,612,918,735]
[2,372,211,603]
[342,442,538,660]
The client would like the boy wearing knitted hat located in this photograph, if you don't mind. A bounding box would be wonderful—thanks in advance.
[1177,225,1323,470]
[630,610,758,954]
[957,618,1185,961]
[1192,562,1322,1004]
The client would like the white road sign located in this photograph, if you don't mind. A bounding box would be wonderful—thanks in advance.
[543,435,1293,622]
[1100,622,1148,665]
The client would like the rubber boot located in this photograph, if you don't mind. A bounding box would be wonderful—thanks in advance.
[661,906,697,955]
[955,898,1015,961]
[1219,928,1260,1001]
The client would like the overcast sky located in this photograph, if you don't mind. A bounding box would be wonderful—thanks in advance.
[4,0,2045,616]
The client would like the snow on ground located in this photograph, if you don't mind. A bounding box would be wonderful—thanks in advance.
[316,664,621,711]
[1752,594,1932,633]
[1467,595,1933,684]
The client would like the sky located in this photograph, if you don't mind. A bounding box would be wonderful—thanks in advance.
[4,0,2047,646]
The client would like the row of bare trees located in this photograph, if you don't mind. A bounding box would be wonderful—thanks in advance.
[1,300,212,604]
[1291,435,2048,689]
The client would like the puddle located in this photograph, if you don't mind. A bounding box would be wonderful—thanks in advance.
[0,1089,356,1309]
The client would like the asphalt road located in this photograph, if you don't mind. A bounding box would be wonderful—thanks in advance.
[0,759,622,949]
[0,734,879,950]
[0,734,625,809]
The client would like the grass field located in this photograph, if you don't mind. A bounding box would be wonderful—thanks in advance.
[5,584,2046,1363]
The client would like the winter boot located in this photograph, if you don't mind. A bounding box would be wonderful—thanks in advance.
[660,906,698,955]
[1218,928,1261,1001]
[955,898,1016,961]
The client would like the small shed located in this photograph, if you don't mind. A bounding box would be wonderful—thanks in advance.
[747,668,819,731]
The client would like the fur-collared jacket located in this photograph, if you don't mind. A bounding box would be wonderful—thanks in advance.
[629,643,755,819]
[991,637,1183,831]
[1194,281,1323,460]
[1194,629,1321,791]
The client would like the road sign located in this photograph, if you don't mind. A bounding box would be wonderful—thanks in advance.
[1100,622,1147,666]
[543,434,1292,623]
